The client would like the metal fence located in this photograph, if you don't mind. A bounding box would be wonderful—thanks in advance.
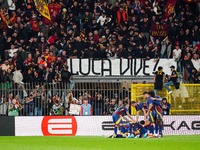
[0,82,131,116]
[131,84,200,115]
[1,82,199,116]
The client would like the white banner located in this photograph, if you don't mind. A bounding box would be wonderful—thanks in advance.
[15,116,200,136]
[67,59,177,76]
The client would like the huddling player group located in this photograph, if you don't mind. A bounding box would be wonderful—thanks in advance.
[107,91,164,138]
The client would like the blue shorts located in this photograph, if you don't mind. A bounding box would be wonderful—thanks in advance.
[139,128,147,135]
[155,111,163,120]
[147,111,156,123]
[116,133,128,138]
[112,114,122,125]
[125,128,128,133]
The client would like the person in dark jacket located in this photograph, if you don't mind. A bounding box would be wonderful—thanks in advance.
[153,66,165,95]
[161,97,171,115]
[60,66,71,83]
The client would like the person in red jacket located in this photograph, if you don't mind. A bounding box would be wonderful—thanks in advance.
[48,32,59,44]
[116,7,128,25]
[30,14,39,32]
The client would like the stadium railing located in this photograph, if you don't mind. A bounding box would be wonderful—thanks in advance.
[0,82,131,116]
[131,84,200,115]
[0,82,199,116]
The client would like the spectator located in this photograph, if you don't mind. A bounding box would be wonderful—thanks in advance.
[118,100,123,107]
[48,32,59,44]
[153,66,165,96]
[0,60,10,71]
[30,14,39,35]
[161,97,171,115]
[95,93,103,115]
[192,25,200,47]
[12,52,23,70]
[50,100,62,116]
[7,0,16,11]
[6,44,18,58]
[164,65,178,95]
[97,12,107,26]
[160,37,171,59]
[190,68,200,83]
[37,37,48,54]
[132,0,142,15]
[191,54,200,71]
[113,93,119,103]
[33,86,45,116]
[172,43,182,73]
[182,46,193,68]
[0,95,7,116]
[144,46,152,59]
[7,68,13,82]
[8,98,19,116]
[0,10,16,29]
[108,99,118,115]
[24,94,34,116]
[124,47,134,59]
[116,7,128,25]
[103,97,109,115]
[24,54,33,65]
[46,67,54,83]
[12,67,23,83]
[80,98,92,116]
[65,92,77,115]
[0,70,8,83]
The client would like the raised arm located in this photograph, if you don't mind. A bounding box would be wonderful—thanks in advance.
[163,73,165,84]
[142,107,147,121]
[126,111,135,122]
[136,111,139,122]
[151,97,162,101]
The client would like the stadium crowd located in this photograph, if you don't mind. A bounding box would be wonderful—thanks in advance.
[0,0,200,83]
[0,83,132,116]
[0,0,200,116]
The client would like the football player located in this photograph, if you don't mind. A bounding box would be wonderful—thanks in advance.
[131,101,147,122]
[149,91,164,138]
[106,124,129,138]
[143,92,156,138]
[112,103,135,138]
[127,120,148,138]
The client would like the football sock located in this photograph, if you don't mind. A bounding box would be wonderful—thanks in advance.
[155,125,159,134]
[120,126,125,134]
[128,124,132,134]
[114,127,117,135]
[150,125,154,134]
[147,126,152,134]
[159,125,162,135]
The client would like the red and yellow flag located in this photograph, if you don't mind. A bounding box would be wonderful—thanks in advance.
[34,0,51,21]
[42,3,62,24]
[162,0,177,21]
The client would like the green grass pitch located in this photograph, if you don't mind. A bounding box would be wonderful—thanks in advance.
[0,135,200,150]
